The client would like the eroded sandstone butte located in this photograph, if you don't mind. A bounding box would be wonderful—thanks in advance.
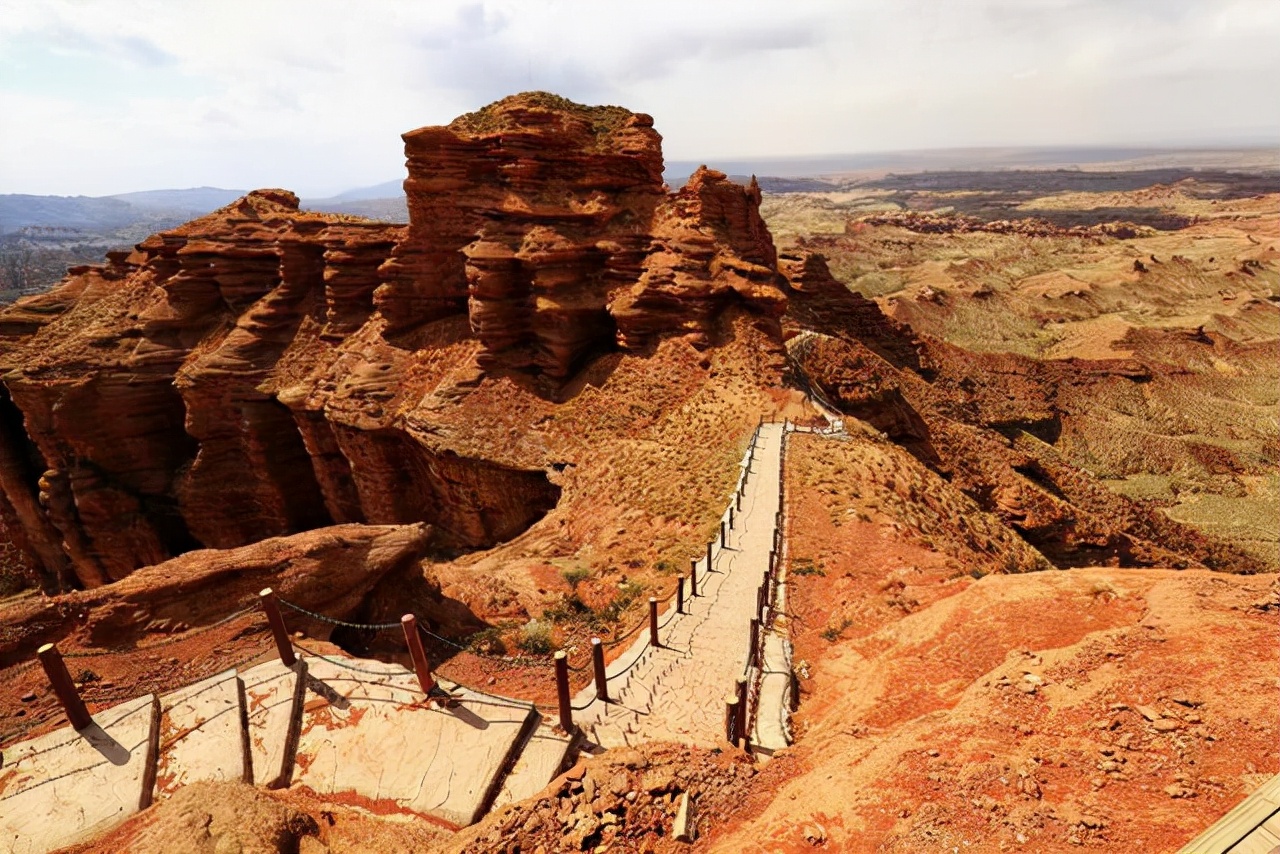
[0,91,1258,611]
[0,93,792,593]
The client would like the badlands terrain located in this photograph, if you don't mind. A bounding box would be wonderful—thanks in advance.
[0,93,1276,852]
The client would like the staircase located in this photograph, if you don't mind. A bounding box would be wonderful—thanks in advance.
[0,652,578,854]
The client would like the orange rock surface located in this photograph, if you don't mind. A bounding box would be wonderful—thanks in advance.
[0,93,1275,853]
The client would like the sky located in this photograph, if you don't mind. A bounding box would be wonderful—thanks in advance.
[1,0,1277,197]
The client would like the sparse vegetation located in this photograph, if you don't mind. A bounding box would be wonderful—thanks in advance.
[562,566,591,590]
[791,558,826,577]
[467,626,507,656]
[516,620,554,655]
[820,618,852,642]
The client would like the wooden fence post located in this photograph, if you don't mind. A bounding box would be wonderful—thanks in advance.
[37,644,91,730]
[259,588,296,667]
[649,597,660,648]
[724,694,739,745]
[555,651,573,732]
[735,676,748,745]
[402,614,436,698]
[592,637,609,703]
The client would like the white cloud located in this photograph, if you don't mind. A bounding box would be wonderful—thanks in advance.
[0,0,1275,196]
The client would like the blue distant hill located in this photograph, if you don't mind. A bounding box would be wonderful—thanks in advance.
[0,187,247,235]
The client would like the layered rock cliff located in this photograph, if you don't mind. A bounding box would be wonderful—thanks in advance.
[0,91,1257,602]
[0,93,796,593]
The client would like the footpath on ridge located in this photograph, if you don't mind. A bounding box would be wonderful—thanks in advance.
[577,422,790,749]
[0,421,804,853]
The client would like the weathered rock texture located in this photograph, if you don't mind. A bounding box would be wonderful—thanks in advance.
[0,91,1258,604]
[0,524,431,666]
[0,94,792,593]
[785,255,1266,572]
[378,92,784,373]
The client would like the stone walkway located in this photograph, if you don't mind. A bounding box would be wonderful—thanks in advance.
[576,423,784,748]
[0,652,575,852]
[1,421,799,852]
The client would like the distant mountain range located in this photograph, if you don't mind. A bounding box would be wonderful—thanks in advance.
[6,144,1276,237]
[0,183,416,236]
[4,144,1275,299]
[0,187,250,236]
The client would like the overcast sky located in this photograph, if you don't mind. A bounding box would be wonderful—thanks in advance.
[1,0,1276,197]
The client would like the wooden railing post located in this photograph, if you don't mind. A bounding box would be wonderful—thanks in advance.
[259,588,296,666]
[401,614,435,698]
[735,676,748,745]
[728,506,734,530]
[591,637,609,703]
[724,694,739,745]
[677,576,686,613]
[690,558,698,596]
[720,521,726,548]
[706,541,713,570]
[37,643,91,730]
[648,597,660,648]
[554,651,573,732]
[749,618,760,668]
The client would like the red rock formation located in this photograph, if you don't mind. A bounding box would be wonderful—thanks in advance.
[0,523,431,665]
[2,91,1252,599]
[779,250,922,372]
[379,93,787,376]
[0,93,795,592]
[612,168,786,350]
[0,191,414,588]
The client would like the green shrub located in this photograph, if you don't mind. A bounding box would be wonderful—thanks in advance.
[468,626,507,656]
[517,620,553,655]
[820,618,852,642]
[561,567,591,590]
[791,557,826,577]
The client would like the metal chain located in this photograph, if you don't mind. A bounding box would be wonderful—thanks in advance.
[276,598,402,631]
[291,639,419,678]
[60,603,261,658]
[416,624,555,669]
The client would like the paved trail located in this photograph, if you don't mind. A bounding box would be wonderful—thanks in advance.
[4,421,795,851]
[577,423,783,748]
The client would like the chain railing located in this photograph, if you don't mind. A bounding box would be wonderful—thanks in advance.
[58,601,260,658]
[7,418,797,752]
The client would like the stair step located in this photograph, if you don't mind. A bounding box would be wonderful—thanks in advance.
[154,669,249,798]
[240,657,306,789]
[0,694,159,854]
[491,718,579,808]
[292,654,536,827]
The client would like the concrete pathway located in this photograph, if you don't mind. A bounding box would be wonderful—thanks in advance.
[293,655,537,827]
[0,421,805,851]
[155,669,249,796]
[576,423,784,748]
[0,694,159,854]
[0,650,565,851]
